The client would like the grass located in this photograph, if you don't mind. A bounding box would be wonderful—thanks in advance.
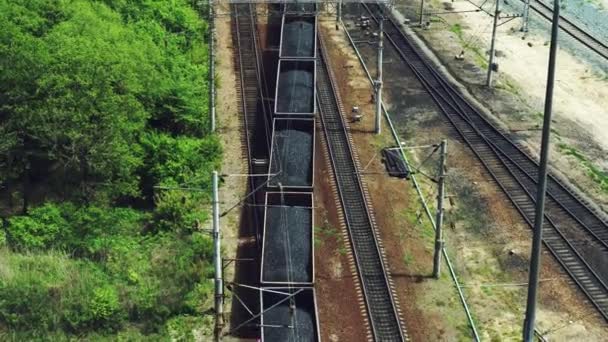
[558,143,608,193]
[448,23,489,70]
[403,251,415,266]
[314,221,346,255]
[450,23,463,38]
[371,130,396,150]
[503,79,521,97]
[446,170,491,236]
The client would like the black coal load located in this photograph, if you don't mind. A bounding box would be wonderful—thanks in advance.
[261,288,318,342]
[263,203,312,283]
[281,17,315,58]
[275,60,315,114]
[269,120,313,188]
[284,3,317,13]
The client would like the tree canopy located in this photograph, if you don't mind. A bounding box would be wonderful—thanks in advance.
[0,0,215,205]
[0,0,219,339]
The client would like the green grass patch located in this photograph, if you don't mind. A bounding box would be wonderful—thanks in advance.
[315,221,345,255]
[450,23,464,38]
[558,143,608,193]
[403,251,415,266]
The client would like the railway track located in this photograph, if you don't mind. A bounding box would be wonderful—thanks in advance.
[233,3,271,159]
[234,3,259,158]
[316,35,406,341]
[361,3,608,321]
[233,3,270,249]
[524,0,608,60]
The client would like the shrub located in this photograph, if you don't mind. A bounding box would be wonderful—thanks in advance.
[166,315,212,341]
[0,250,126,333]
[151,190,208,233]
[60,204,147,259]
[0,229,6,247]
[140,132,221,194]
[6,203,67,250]
[62,274,125,332]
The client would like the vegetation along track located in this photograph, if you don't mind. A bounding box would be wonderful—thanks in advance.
[316,35,406,341]
[521,0,608,60]
[362,3,608,320]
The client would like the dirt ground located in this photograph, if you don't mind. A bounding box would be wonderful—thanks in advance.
[320,9,608,341]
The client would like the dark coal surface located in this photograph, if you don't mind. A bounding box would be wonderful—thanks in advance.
[285,3,317,13]
[262,204,312,283]
[281,18,315,58]
[262,288,318,342]
[276,69,314,113]
[269,127,313,187]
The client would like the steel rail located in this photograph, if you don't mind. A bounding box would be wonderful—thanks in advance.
[361,2,608,321]
[522,0,608,60]
[234,3,258,161]
[412,49,608,252]
[233,3,265,244]
[425,57,608,246]
[250,7,273,153]
[316,34,406,341]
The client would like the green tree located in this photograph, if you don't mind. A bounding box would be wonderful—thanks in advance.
[0,0,164,204]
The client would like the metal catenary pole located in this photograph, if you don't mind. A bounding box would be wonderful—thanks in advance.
[375,17,384,134]
[336,0,342,30]
[213,171,223,341]
[523,0,560,340]
[521,0,531,32]
[419,0,425,27]
[209,0,216,132]
[486,0,501,87]
[433,140,447,278]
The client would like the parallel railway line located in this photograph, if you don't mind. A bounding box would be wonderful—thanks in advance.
[362,3,608,321]
[525,0,608,60]
[316,34,406,341]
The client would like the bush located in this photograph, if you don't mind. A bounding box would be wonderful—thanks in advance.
[62,276,125,332]
[140,132,221,194]
[166,315,212,341]
[60,204,147,260]
[0,250,126,333]
[0,230,6,247]
[102,232,212,332]
[6,203,67,250]
[152,190,208,233]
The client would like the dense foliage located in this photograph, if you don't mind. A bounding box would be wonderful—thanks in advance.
[0,0,219,339]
